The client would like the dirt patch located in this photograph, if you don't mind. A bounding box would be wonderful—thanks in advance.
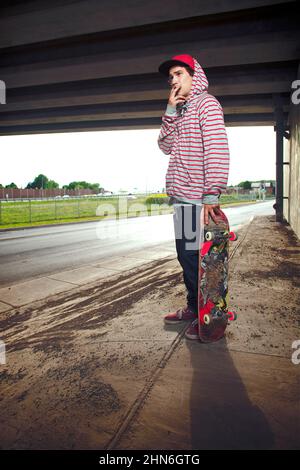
[1,257,181,354]
[0,254,184,449]
[228,215,300,356]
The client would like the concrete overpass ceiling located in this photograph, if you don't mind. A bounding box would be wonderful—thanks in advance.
[0,0,299,135]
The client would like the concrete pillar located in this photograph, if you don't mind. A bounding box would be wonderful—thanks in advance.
[284,63,300,238]
[273,95,285,223]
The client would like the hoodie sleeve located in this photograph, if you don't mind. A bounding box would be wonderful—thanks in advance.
[199,96,230,204]
[157,105,177,155]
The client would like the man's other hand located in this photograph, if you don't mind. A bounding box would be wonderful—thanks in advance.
[203,204,221,225]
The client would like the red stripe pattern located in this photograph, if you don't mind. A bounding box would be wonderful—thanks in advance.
[158,59,229,200]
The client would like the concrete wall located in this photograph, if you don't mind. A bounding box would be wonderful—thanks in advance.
[284,63,300,238]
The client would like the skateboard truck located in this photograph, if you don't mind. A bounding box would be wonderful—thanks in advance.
[202,310,237,326]
[205,230,238,242]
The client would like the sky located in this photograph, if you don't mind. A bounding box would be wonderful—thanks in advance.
[0,126,276,192]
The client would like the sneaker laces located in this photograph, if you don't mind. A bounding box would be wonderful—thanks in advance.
[177,307,193,319]
[176,308,184,320]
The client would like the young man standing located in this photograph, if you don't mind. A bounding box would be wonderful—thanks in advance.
[157,54,230,339]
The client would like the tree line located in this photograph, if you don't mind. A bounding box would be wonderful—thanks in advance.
[0,174,103,191]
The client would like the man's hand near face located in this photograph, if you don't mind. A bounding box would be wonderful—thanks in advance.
[168,84,187,107]
[204,204,221,225]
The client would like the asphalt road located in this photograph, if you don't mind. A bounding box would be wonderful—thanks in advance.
[0,200,275,287]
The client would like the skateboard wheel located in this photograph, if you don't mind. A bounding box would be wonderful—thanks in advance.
[205,232,213,241]
[203,314,210,325]
[228,311,237,322]
[229,231,238,241]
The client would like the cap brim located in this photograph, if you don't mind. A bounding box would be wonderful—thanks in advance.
[158,60,191,76]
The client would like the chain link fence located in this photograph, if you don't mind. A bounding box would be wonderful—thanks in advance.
[0,198,110,225]
[0,196,172,226]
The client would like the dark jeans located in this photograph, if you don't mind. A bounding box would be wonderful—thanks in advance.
[173,203,203,314]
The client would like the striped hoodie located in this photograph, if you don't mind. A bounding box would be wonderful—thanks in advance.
[158,58,229,205]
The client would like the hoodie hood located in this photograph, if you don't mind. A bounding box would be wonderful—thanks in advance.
[188,58,209,102]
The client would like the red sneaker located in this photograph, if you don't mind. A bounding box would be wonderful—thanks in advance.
[164,306,197,325]
[185,319,199,340]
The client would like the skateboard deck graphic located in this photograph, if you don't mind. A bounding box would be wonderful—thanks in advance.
[198,209,237,343]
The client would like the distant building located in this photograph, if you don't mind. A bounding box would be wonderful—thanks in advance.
[251,182,261,189]
[251,181,275,195]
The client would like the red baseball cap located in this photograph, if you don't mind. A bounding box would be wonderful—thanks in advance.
[158,54,195,76]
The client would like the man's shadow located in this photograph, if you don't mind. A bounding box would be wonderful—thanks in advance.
[185,337,275,450]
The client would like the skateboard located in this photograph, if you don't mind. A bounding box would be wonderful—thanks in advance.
[198,208,237,343]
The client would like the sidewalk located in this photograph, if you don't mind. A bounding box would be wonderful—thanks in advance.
[0,215,299,450]
[0,244,176,310]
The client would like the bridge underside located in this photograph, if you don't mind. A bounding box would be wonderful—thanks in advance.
[0,0,299,135]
